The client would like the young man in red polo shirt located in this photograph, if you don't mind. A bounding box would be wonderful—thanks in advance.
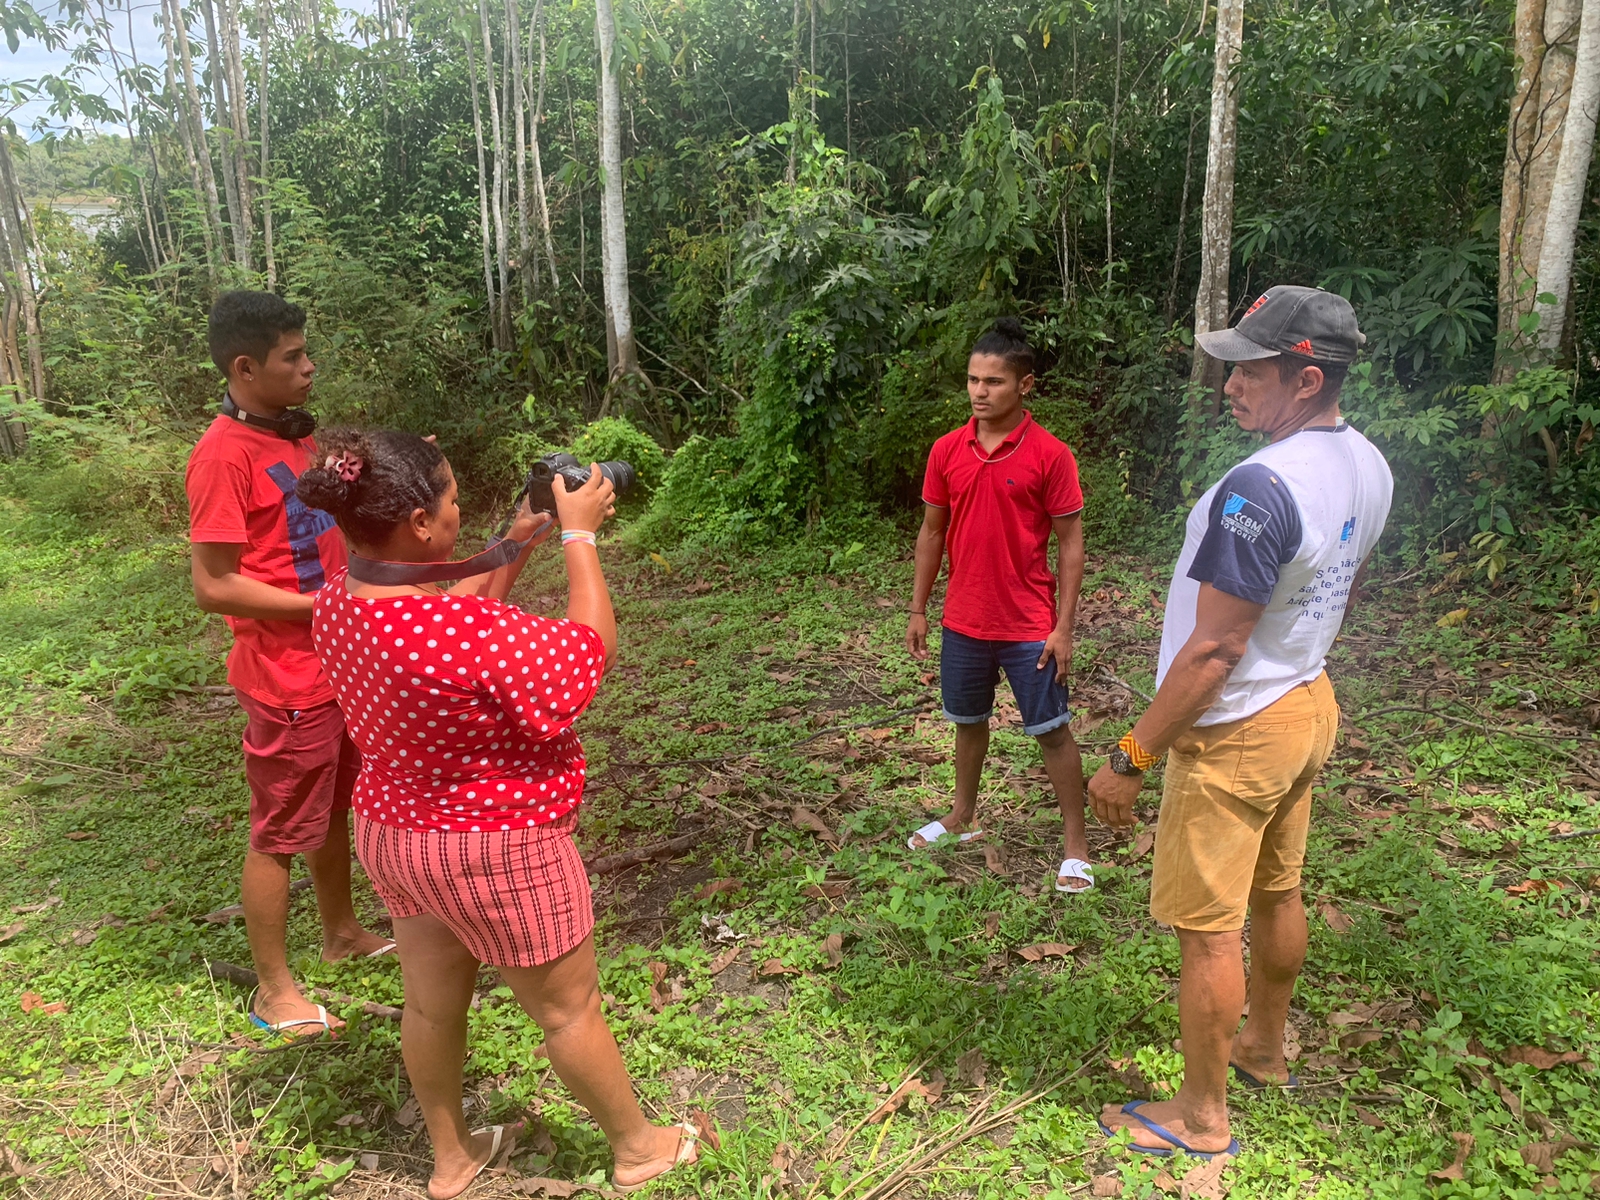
[905,318,1093,893]
[187,291,392,1037]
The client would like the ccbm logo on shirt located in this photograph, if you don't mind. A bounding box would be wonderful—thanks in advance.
[1221,491,1271,544]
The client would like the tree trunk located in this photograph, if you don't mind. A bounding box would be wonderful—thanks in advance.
[0,133,45,403]
[201,0,250,267]
[1494,0,1583,382]
[259,0,276,287]
[478,0,511,349]
[1533,0,1600,356]
[529,0,558,293]
[168,0,229,271]
[1187,0,1246,422]
[161,0,219,276]
[595,0,638,380]
[596,61,617,373]
[507,0,533,303]
[1105,0,1122,274]
[221,0,256,268]
[1165,110,1199,325]
[463,23,500,347]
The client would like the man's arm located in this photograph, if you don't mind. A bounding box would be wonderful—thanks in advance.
[1087,583,1265,827]
[905,504,948,660]
[1036,511,1084,684]
[192,543,317,621]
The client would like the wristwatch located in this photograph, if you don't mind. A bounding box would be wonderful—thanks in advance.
[1108,747,1144,777]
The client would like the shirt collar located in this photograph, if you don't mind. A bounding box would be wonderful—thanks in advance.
[965,410,1034,459]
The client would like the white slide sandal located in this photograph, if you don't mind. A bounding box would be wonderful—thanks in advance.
[907,820,985,850]
[1055,858,1095,893]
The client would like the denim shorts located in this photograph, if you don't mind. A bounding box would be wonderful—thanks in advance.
[939,627,1073,737]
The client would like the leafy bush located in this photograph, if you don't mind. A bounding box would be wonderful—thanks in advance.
[570,417,667,494]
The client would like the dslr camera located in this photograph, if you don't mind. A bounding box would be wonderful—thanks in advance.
[522,453,636,514]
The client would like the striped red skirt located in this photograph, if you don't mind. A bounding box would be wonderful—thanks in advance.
[355,809,593,968]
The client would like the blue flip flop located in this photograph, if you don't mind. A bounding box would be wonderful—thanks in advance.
[1231,1063,1301,1091]
[1096,1100,1241,1160]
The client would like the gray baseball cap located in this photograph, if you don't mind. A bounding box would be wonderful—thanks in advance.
[1195,285,1365,364]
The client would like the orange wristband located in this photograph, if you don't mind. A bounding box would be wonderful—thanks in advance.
[1118,731,1160,772]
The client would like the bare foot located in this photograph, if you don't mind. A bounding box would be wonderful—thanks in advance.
[909,811,981,849]
[428,1123,521,1200]
[321,927,395,962]
[251,986,344,1038]
[1229,1030,1293,1086]
[612,1122,698,1190]
[1099,1099,1233,1155]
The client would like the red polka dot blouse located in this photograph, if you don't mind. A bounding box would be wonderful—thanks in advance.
[311,570,606,831]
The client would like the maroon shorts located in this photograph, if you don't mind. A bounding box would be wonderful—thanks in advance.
[354,809,593,969]
[236,691,358,856]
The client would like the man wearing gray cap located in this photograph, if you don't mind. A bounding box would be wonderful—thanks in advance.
[1089,286,1392,1159]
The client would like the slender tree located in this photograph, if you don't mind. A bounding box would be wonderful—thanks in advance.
[528,0,557,293]
[595,0,639,380]
[1533,0,1599,356]
[506,0,533,301]
[161,0,219,275]
[463,18,500,348]
[221,0,256,267]
[1494,0,1584,381]
[0,132,45,404]
[201,0,250,267]
[1188,0,1245,423]
[259,0,276,287]
[477,0,511,346]
[167,0,229,271]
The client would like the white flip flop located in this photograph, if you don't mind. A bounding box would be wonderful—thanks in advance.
[1055,858,1095,893]
[907,820,985,850]
[446,1123,516,1196]
[248,1003,338,1037]
[365,941,398,958]
[612,1120,699,1194]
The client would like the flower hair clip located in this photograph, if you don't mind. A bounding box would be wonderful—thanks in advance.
[325,453,364,483]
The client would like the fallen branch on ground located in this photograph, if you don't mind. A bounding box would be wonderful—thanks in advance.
[585,830,706,875]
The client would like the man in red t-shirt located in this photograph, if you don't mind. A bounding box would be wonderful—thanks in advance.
[186,291,391,1037]
[905,318,1094,893]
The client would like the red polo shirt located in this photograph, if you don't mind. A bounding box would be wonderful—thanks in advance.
[922,411,1084,642]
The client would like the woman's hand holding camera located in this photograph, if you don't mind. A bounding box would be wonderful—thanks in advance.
[508,495,557,547]
[552,462,617,534]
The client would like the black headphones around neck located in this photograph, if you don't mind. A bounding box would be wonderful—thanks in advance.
[222,394,318,441]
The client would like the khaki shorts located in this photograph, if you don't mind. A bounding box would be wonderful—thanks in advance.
[1149,673,1340,932]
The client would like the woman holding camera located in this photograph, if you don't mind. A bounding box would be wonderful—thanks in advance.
[296,431,696,1200]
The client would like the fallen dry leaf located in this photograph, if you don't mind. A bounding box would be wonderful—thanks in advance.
[0,922,26,944]
[65,831,97,841]
[1107,1056,1152,1100]
[770,1142,795,1173]
[333,1112,365,1127]
[708,946,740,975]
[1507,879,1561,898]
[1318,901,1354,934]
[1015,942,1077,962]
[982,911,1001,938]
[821,932,843,969]
[1131,827,1156,859]
[648,961,670,1012]
[693,878,743,901]
[1327,1011,1368,1027]
[1091,1175,1121,1198]
[1339,1029,1386,1051]
[12,898,60,914]
[757,958,800,977]
[513,1178,577,1197]
[1355,1106,1386,1129]
[1519,1138,1587,1172]
[801,880,849,899]
[358,1152,380,1171]
[865,1076,942,1124]
[393,1096,422,1129]
[689,1108,721,1152]
[1429,1131,1475,1182]
[71,929,97,948]
[791,806,839,846]
[1,1145,34,1177]
[142,858,161,871]
[692,722,727,735]
[1176,1153,1233,1199]
[956,1046,987,1089]
[19,992,66,1015]
[982,843,1009,876]
[1502,1045,1586,1070]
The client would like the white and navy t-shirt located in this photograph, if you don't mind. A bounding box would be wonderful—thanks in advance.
[1157,423,1393,725]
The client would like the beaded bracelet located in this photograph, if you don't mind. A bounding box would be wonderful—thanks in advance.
[1117,730,1160,772]
[561,530,597,547]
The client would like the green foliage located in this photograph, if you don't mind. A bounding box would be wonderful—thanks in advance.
[570,416,667,493]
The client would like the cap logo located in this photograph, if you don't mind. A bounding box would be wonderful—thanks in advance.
[1290,339,1314,355]
[1244,294,1270,317]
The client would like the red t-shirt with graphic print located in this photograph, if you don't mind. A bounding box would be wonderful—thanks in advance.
[921,410,1084,642]
[186,415,348,709]
[311,575,606,831]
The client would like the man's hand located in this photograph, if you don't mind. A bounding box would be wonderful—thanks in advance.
[1087,762,1142,829]
[1036,627,1073,686]
[906,613,930,660]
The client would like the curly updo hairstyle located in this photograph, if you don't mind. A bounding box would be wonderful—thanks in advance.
[295,429,450,547]
[970,316,1036,379]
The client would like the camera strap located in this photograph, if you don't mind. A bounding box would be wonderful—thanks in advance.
[345,517,554,586]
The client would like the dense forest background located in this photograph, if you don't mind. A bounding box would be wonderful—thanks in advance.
[0,0,1596,585]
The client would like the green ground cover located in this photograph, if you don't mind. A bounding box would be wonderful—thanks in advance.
[4,491,1600,1199]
